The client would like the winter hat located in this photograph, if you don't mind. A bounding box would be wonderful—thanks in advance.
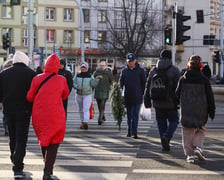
[160,49,172,59]
[60,59,66,66]
[80,62,89,71]
[13,51,29,66]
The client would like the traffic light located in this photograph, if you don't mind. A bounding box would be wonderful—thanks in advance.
[176,13,191,45]
[164,28,172,45]
[196,10,204,23]
[2,33,10,50]
[213,51,220,63]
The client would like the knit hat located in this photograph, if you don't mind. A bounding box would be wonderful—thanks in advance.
[80,62,89,71]
[60,59,66,66]
[13,51,29,66]
[160,49,172,59]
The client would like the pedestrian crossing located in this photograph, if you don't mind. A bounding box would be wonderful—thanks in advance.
[0,103,155,180]
[0,94,223,180]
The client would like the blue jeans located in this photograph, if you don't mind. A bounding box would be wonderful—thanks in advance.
[126,103,141,135]
[155,108,179,141]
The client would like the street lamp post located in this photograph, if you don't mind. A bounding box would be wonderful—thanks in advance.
[74,0,85,63]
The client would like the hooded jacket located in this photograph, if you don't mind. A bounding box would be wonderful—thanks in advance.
[176,68,215,128]
[144,57,181,109]
[27,54,69,146]
[0,51,36,114]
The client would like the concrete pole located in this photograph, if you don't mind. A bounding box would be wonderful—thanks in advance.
[172,3,177,65]
[74,0,85,63]
[220,0,223,79]
[28,0,34,67]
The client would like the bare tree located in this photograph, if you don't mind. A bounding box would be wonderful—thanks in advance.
[104,0,162,59]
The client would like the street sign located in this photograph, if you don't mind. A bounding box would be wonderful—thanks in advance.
[222,55,224,61]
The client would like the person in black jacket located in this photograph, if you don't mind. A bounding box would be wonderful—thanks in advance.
[0,51,36,178]
[118,53,146,139]
[144,49,181,151]
[176,55,215,164]
[58,59,73,117]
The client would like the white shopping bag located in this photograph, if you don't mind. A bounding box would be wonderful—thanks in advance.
[140,104,151,121]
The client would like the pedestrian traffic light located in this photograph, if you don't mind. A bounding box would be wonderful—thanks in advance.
[196,10,204,23]
[176,13,191,45]
[213,51,220,63]
[2,33,10,50]
[164,28,172,45]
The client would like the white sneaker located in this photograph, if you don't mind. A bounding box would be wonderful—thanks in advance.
[194,147,206,161]
[186,155,195,163]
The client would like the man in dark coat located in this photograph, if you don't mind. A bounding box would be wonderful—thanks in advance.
[0,51,36,178]
[144,49,181,151]
[119,53,146,139]
[58,59,73,116]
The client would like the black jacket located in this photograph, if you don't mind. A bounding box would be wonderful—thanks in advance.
[0,63,36,114]
[175,68,215,128]
[58,68,73,92]
[144,58,180,109]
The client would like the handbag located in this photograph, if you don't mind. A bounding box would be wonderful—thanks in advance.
[89,101,94,119]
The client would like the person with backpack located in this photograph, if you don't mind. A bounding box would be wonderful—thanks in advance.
[144,49,181,151]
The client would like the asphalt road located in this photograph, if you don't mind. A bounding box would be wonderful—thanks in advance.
[0,89,223,180]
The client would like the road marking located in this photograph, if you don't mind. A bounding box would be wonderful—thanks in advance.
[0,170,127,180]
[133,169,224,175]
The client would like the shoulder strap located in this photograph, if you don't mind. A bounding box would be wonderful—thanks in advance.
[36,73,56,95]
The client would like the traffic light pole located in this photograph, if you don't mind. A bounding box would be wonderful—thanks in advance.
[171,3,177,65]
[220,0,223,79]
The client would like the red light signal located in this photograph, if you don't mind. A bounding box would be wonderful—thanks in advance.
[196,10,204,23]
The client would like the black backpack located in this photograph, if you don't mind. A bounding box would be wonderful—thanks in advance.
[150,66,171,100]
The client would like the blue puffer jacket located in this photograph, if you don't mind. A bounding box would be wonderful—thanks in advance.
[73,72,99,96]
[119,64,146,105]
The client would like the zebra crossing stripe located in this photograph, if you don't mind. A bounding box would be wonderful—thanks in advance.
[0,170,127,180]
[133,169,224,175]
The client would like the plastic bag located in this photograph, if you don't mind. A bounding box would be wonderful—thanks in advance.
[140,104,151,121]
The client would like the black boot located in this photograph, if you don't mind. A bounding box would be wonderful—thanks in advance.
[43,169,53,180]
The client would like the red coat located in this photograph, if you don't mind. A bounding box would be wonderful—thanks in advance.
[27,54,69,146]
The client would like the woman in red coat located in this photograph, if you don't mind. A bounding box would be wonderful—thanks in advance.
[27,54,69,180]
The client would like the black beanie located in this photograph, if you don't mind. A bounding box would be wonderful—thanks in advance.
[60,59,66,66]
[160,49,172,59]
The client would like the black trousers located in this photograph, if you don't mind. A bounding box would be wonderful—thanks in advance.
[5,111,31,172]
[96,98,107,122]
[41,143,59,173]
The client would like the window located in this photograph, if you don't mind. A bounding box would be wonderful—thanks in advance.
[98,31,106,42]
[23,28,36,47]
[64,8,73,21]
[84,31,90,43]
[98,10,106,23]
[45,7,55,20]
[64,30,73,43]
[23,29,28,47]
[2,5,12,19]
[46,29,55,42]
[83,9,90,23]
